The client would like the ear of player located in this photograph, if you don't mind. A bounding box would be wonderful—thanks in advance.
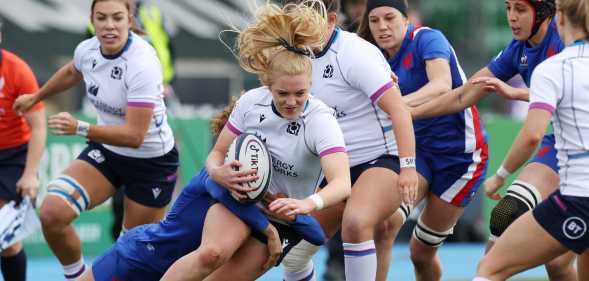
[226,134,272,203]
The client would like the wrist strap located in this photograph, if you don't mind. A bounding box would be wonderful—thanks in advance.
[400,157,416,168]
[76,120,90,137]
[496,165,511,179]
[308,194,324,211]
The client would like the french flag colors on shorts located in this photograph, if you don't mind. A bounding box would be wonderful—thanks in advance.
[416,107,489,207]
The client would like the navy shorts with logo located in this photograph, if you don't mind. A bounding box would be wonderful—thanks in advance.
[0,144,28,202]
[77,142,179,208]
[533,189,589,254]
[320,154,401,188]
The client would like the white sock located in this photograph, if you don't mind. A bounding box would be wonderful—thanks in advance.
[63,258,86,281]
[343,240,376,281]
[283,260,316,281]
[472,277,492,281]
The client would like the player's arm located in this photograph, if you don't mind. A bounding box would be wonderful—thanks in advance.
[403,58,452,107]
[268,152,351,216]
[411,67,495,119]
[13,61,82,114]
[205,127,258,193]
[46,105,153,148]
[484,108,551,200]
[17,109,46,199]
[379,87,419,204]
[501,109,551,174]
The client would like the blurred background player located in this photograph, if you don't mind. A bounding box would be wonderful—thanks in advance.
[12,0,179,280]
[0,19,46,281]
[341,0,366,32]
[474,0,589,279]
[358,0,488,280]
[411,1,578,279]
[87,0,177,241]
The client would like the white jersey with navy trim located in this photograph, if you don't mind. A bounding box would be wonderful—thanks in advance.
[529,40,589,197]
[73,33,174,158]
[311,28,397,167]
[227,87,346,200]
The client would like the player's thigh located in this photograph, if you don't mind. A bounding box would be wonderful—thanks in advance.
[479,212,567,277]
[204,237,268,281]
[517,162,559,199]
[122,196,167,228]
[419,193,465,232]
[344,167,400,229]
[200,203,251,256]
[42,160,115,223]
[310,201,345,238]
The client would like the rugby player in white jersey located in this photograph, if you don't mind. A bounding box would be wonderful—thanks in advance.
[13,0,178,280]
[274,1,419,280]
[474,0,589,279]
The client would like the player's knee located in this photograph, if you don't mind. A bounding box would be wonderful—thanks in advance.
[545,253,575,278]
[342,215,371,241]
[413,215,453,248]
[282,240,320,273]
[196,245,229,270]
[374,213,403,243]
[40,198,73,231]
[489,180,541,239]
[42,175,91,229]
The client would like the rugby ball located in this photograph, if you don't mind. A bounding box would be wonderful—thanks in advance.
[226,134,272,203]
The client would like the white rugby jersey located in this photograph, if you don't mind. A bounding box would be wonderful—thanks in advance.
[73,33,174,158]
[227,87,346,199]
[311,28,398,166]
[529,40,589,197]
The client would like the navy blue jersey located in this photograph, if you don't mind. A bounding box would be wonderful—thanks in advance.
[488,18,564,86]
[389,25,485,153]
[118,170,270,273]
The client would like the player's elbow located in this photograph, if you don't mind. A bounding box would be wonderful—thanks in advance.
[524,130,544,147]
[126,132,146,148]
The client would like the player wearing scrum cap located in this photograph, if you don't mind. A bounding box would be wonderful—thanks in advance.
[411,0,578,279]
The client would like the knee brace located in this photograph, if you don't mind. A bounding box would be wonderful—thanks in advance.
[413,215,454,247]
[282,240,321,274]
[489,180,541,240]
[46,175,91,216]
[397,202,413,224]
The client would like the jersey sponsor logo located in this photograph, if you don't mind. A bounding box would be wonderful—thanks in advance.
[332,106,346,118]
[87,84,99,96]
[272,158,298,177]
[152,187,162,199]
[286,121,301,136]
[562,216,587,240]
[259,114,266,123]
[520,54,528,68]
[89,98,125,116]
[323,64,334,78]
[88,149,105,163]
[110,66,123,80]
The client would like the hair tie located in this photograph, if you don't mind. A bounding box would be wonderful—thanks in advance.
[278,38,312,57]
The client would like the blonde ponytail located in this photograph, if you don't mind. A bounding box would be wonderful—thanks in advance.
[235,0,328,85]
